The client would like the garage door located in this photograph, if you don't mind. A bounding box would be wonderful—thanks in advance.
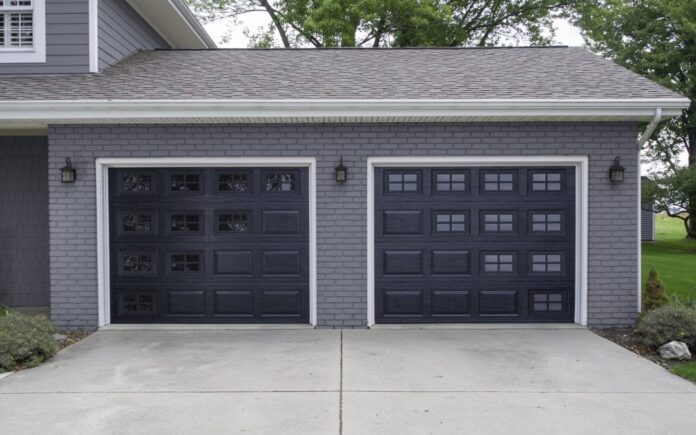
[109,167,309,323]
[375,166,575,323]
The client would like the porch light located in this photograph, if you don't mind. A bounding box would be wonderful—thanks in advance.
[61,158,77,183]
[335,157,348,183]
[609,156,624,183]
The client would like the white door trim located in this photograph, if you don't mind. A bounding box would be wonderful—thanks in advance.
[366,155,589,326]
[95,157,318,327]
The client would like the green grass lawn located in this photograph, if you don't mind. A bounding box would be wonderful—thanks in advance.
[670,361,696,382]
[641,215,696,301]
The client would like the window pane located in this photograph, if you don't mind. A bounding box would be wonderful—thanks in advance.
[437,174,450,182]
[388,174,402,182]
[548,174,561,182]
[437,182,450,191]
[533,173,546,182]
[403,174,417,182]
[452,174,465,182]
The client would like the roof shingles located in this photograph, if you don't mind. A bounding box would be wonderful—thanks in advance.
[0,47,681,101]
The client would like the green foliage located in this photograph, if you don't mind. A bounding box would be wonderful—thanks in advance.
[0,313,59,372]
[670,361,696,382]
[186,0,571,48]
[0,306,10,317]
[644,168,696,238]
[643,268,669,311]
[636,305,696,350]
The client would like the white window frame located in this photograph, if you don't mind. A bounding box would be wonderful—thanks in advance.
[95,157,318,328]
[367,156,589,326]
[0,0,46,63]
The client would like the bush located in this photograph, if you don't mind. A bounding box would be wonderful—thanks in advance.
[0,313,59,372]
[636,305,696,350]
[642,268,668,311]
[0,306,10,317]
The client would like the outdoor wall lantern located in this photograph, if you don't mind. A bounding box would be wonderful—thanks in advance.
[609,156,624,183]
[60,158,77,183]
[335,157,348,183]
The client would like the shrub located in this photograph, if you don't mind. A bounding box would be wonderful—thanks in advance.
[642,268,668,312]
[636,305,696,350]
[0,306,10,317]
[0,313,59,372]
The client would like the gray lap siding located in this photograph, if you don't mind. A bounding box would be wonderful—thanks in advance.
[47,122,639,329]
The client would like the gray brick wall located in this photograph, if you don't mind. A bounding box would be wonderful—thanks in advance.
[47,122,639,329]
[0,136,50,308]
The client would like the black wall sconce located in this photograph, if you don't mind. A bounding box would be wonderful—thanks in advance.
[609,156,624,183]
[335,157,348,183]
[60,158,77,183]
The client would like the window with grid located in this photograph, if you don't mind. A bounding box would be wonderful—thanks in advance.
[483,172,514,192]
[435,212,466,233]
[531,212,562,233]
[531,172,562,191]
[482,253,515,273]
[387,172,419,192]
[0,1,34,48]
[483,212,514,233]
[434,171,466,192]
[531,253,563,273]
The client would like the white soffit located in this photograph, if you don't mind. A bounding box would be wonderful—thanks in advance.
[126,0,216,49]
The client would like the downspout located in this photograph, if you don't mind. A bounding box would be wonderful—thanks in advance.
[636,107,662,314]
[638,107,662,149]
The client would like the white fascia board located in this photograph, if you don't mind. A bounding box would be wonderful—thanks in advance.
[0,98,688,124]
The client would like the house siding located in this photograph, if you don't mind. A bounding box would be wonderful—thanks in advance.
[47,122,639,329]
[98,0,169,70]
[0,136,50,309]
[0,0,90,75]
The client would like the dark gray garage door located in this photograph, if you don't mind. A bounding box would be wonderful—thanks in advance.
[109,167,309,323]
[375,166,575,323]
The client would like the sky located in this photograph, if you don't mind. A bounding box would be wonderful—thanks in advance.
[203,14,586,48]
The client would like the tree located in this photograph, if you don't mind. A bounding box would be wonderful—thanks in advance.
[642,267,668,312]
[571,0,696,238]
[186,0,573,48]
[644,166,696,237]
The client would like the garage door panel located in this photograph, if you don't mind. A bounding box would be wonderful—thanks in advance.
[375,166,575,323]
[431,290,471,316]
[110,167,309,323]
[383,290,424,316]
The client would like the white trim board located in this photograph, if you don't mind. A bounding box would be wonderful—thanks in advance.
[366,156,590,327]
[95,157,318,327]
[88,0,98,73]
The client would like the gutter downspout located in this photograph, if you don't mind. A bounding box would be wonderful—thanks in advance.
[638,107,662,149]
[636,107,662,314]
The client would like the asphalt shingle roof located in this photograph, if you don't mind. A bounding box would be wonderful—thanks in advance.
[0,47,681,101]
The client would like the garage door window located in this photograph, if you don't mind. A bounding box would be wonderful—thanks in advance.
[482,253,515,273]
[387,171,419,193]
[531,172,563,192]
[217,212,250,232]
[482,172,514,192]
[121,253,155,274]
[531,212,562,232]
[435,212,466,232]
[170,174,201,192]
[482,212,515,233]
[531,292,565,313]
[170,213,201,232]
[266,172,296,192]
[218,172,250,192]
[434,171,467,192]
[531,253,563,273]
[171,254,201,273]
[122,212,154,233]
[122,173,153,193]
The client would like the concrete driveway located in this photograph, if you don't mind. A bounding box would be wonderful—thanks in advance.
[0,327,695,434]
